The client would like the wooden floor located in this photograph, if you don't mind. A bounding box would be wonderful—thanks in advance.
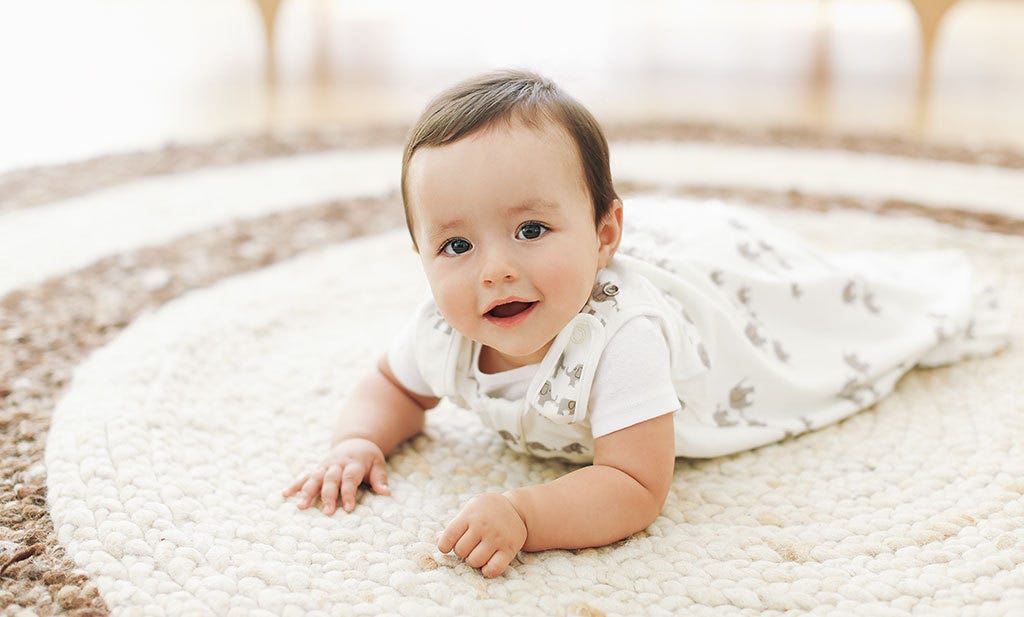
[2,0,1023,172]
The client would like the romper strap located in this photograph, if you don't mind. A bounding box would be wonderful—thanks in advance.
[525,313,606,425]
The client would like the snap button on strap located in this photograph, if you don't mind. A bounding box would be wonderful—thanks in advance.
[570,325,587,344]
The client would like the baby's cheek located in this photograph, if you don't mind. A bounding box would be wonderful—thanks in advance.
[431,277,477,332]
[541,259,592,308]
[423,264,458,303]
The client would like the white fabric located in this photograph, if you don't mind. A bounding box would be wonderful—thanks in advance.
[387,309,435,397]
[468,343,533,400]
[389,315,681,439]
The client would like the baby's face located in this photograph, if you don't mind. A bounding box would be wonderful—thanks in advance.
[406,117,621,369]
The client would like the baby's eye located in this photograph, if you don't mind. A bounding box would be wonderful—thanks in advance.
[516,222,549,241]
[441,238,473,256]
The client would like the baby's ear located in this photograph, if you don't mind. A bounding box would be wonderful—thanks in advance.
[597,199,624,267]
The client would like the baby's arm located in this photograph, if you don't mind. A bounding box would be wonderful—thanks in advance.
[282,355,439,513]
[330,355,439,456]
[437,411,675,576]
[503,411,676,551]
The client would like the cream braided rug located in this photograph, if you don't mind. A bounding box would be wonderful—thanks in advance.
[1,124,1023,616]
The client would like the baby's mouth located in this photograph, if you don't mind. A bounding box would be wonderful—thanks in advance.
[486,301,536,319]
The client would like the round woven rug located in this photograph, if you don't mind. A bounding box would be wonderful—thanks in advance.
[1,123,1023,616]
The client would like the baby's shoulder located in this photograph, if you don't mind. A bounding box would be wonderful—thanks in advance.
[600,315,670,364]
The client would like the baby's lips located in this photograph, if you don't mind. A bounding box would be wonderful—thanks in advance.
[482,296,533,315]
[487,301,534,318]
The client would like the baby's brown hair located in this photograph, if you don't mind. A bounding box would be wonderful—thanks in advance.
[400,69,619,248]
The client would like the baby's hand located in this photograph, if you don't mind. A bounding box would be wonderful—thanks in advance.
[438,493,527,578]
[281,438,390,515]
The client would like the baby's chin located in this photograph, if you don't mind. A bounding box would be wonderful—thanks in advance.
[479,338,554,367]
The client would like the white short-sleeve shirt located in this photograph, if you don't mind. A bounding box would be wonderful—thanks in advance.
[387,314,681,439]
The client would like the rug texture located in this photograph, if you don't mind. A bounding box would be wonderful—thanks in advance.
[1,123,1023,617]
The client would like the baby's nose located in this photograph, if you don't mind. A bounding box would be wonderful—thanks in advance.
[480,251,518,286]
[482,273,515,285]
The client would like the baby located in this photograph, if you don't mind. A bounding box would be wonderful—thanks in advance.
[283,69,1009,578]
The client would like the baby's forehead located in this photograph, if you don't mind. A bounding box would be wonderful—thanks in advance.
[409,121,584,191]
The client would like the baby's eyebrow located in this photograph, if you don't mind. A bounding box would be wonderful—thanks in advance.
[432,218,465,236]
[506,198,558,216]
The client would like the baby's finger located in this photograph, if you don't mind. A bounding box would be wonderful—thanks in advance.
[438,518,469,554]
[320,464,344,514]
[482,549,514,578]
[368,462,390,495]
[281,473,309,497]
[453,528,481,560]
[296,472,323,509]
[465,542,496,570]
[339,462,366,512]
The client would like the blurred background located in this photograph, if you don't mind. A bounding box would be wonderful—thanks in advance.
[1,0,1022,173]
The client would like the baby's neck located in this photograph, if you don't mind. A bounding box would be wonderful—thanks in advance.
[477,343,547,374]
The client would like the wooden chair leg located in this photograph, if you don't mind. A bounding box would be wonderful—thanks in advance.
[906,0,959,130]
[806,0,833,127]
[253,0,284,87]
